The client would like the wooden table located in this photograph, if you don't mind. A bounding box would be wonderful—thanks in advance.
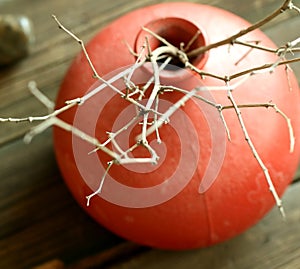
[1,0,300,268]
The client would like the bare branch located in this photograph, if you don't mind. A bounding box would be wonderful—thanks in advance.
[222,102,295,152]
[225,83,286,218]
[86,161,114,206]
[229,57,300,80]
[3,4,300,214]
[188,0,292,58]
[28,81,55,112]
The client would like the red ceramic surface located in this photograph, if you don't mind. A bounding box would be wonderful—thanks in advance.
[54,3,300,249]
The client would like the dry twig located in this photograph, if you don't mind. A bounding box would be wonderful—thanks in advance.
[1,1,300,217]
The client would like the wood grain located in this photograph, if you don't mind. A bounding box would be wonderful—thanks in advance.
[0,0,299,268]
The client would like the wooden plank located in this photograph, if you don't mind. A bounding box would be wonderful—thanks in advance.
[0,0,300,268]
[0,131,122,268]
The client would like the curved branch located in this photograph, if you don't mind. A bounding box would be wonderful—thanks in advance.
[188,0,292,58]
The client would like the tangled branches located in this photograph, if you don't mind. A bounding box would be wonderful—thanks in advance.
[1,0,300,217]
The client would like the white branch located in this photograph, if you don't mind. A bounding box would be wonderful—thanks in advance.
[226,83,286,218]
[2,7,300,213]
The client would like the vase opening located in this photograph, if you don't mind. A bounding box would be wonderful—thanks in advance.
[135,17,208,78]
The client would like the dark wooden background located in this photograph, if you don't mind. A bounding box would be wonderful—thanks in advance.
[1,0,300,268]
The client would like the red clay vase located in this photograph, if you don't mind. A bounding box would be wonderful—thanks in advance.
[53,2,300,249]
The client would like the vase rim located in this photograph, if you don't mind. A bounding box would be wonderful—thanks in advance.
[134,16,208,80]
